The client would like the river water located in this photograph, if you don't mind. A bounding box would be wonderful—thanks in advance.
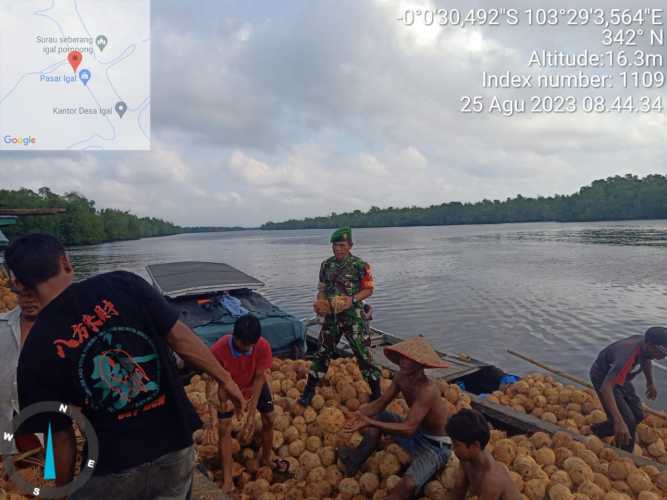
[68,220,667,407]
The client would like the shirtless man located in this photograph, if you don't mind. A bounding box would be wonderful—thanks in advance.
[341,336,452,499]
[445,409,521,500]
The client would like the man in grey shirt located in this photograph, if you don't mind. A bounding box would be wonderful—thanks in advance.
[0,281,42,454]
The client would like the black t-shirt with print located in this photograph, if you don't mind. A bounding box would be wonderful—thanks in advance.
[17,271,202,475]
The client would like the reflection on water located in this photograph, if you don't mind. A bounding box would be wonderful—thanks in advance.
[67,220,667,406]
[506,226,667,247]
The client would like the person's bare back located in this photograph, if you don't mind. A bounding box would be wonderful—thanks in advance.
[446,409,522,500]
[461,454,522,500]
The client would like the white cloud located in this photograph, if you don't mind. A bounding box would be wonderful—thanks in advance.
[1,0,665,226]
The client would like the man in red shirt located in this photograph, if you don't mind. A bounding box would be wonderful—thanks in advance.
[589,326,667,451]
[211,314,274,493]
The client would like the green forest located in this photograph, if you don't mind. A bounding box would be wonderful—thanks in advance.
[0,188,182,246]
[4,175,667,246]
[262,174,667,230]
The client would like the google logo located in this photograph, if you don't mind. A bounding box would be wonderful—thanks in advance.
[3,135,37,146]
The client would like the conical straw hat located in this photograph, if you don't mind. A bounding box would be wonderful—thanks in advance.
[384,336,449,369]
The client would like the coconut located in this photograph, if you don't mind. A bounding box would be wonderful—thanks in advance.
[548,484,574,500]
[637,423,659,445]
[359,472,380,495]
[530,432,552,449]
[317,407,345,433]
[299,450,321,472]
[576,449,599,468]
[513,456,538,480]
[610,481,631,495]
[310,394,325,411]
[385,475,402,491]
[305,436,321,453]
[601,493,630,500]
[339,478,361,498]
[288,440,306,457]
[509,471,524,492]
[535,447,556,467]
[577,480,604,500]
[325,464,343,486]
[637,493,659,500]
[550,470,573,489]
[626,470,652,493]
[378,452,401,478]
[524,478,547,500]
[423,480,447,499]
[283,425,299,444]
[563,457,594,486]
[493,439,518,465]
[385,443,411,466]
[646,439,665,457]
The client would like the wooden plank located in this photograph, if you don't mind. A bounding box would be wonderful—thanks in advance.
[470,394,666,471]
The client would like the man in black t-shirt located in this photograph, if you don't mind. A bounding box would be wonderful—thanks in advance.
[4,233,245,500]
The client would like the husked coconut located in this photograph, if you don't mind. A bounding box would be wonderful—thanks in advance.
[317,407,346,433]
[289,440,305,457]
[530,432,552,449]
[493,439,517,465]
[550,470,573,489]
[339,477,360,498]
[299,450,321,472]
[548,483,574,500]
[626,470,652,493]
[305,436,321,453]
[577,480,604,500]
[523,478,547,500]
[379,452,401,478]
[423,480,447,499]
[359,472,380,495]
[563,457,594,486]
[636,423,659,445]
[636,492,659,500]
[385,475,402,491]
[534,447,556,466]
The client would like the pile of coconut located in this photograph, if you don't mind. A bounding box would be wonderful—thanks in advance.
[0,272,17,314]
[185,359,667,499]
[487,373,667,462]
[186,357,473,499]
[0,466,43,499]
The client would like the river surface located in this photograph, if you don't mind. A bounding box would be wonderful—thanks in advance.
[68,221,667,407]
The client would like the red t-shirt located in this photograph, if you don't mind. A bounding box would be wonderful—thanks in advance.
[210,335,272,398]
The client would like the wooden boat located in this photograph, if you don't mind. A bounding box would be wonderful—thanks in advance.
[146,261,665,497]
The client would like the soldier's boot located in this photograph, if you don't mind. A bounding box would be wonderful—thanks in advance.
[298,375,319,407]
[339,432,379,476]
[368,377,382,402]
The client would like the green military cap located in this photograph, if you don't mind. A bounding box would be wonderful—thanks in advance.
[330,227,352,243]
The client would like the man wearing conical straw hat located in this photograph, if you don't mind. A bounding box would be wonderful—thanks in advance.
[341,336,452,499]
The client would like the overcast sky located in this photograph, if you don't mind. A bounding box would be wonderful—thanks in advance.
[2,0,666,226]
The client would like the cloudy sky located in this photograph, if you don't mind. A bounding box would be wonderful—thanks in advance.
[2,0,666,226]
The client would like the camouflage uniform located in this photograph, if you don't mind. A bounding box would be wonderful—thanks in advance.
[309,253,381,386]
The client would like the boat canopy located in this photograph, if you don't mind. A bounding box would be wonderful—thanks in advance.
[0,216,17,251]
[146,261,265,299]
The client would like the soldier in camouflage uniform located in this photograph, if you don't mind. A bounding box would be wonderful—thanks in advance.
[299,227,382,406]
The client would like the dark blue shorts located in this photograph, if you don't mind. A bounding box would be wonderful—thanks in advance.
[375,411,452,491]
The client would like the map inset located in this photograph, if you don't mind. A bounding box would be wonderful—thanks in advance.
[0,0,151,151]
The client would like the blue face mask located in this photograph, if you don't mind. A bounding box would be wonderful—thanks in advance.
[229,336,253,358]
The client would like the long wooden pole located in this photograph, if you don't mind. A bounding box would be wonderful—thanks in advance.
[506,349,667,420]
